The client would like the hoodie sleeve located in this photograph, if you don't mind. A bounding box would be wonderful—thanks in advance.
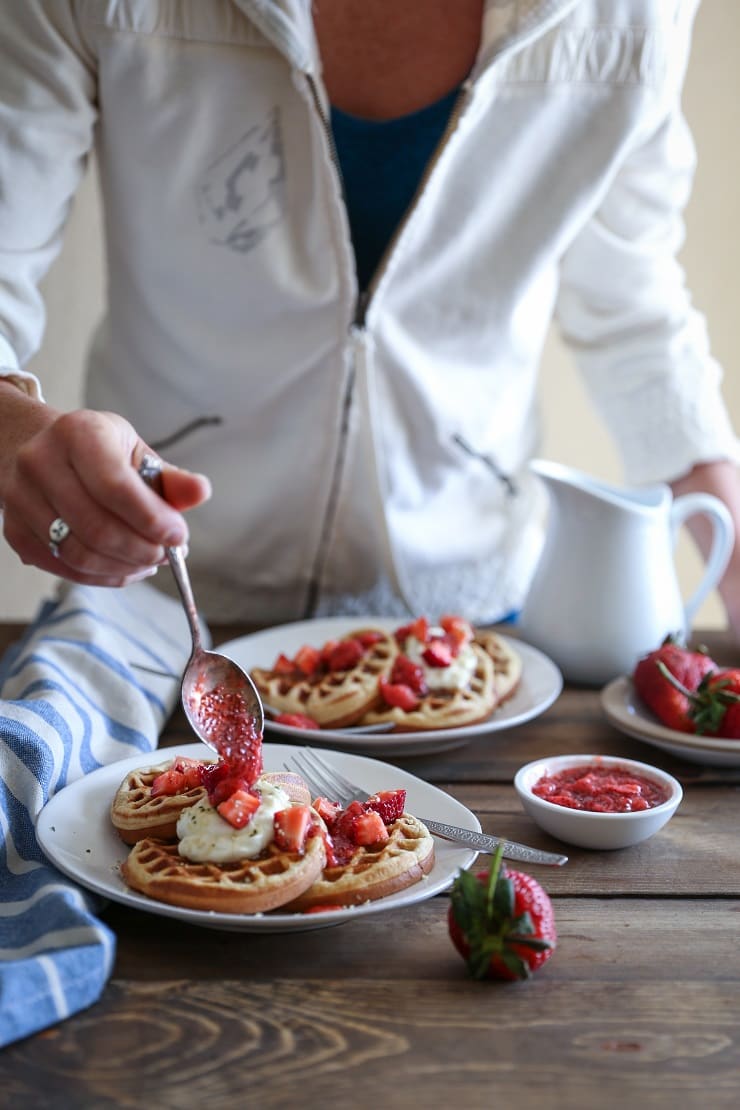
[0,0,98,398]
[554,0,740,486]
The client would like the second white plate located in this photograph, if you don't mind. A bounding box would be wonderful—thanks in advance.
[217,617,563,756]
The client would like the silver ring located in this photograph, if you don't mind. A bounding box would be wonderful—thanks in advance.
[49,517,70,558]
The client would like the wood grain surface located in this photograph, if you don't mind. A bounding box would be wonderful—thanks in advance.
[1,622,739,1108]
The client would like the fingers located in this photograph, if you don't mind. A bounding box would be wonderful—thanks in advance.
[2,408,209,587]
[63,413,191,547]
[3,514,160,588]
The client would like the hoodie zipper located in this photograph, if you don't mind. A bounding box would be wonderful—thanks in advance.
[301,75,475,617]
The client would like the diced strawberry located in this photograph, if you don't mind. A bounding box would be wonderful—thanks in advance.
[273,805,312,852]
[422,640,453,667]
[365,788,406,824]
[395,617,429,645]
[304,904,340,914]
[274,712,320,730]
[151,768,190,797]
[170,756,204,788]
[320,639,339,665]
[390,654,428,695]
[327,638,365,672]
[355,630,385,647]
[439,615,474,647]
[293,644,322,675]
[352,810,389,846]
[378,678,421,711]
[314,796,343,824]
[273,652,296,674]
[217,788,260,829]
[208,774,253,807]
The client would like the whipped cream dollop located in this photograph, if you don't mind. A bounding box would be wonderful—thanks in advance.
[176,776,290,863]
[403,628,477,691]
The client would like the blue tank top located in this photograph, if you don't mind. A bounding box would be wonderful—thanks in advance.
[330,87,460,291]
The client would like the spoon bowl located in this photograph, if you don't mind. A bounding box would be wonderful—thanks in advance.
[138,455,264,752]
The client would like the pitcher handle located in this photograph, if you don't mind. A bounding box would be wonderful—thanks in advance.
[670,493,735,627]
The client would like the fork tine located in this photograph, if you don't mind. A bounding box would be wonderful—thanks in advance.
[305,749,368,803]
[287,750,353,806]
[283,756,321,800]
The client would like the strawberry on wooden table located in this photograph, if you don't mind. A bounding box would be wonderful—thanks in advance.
[632,635,717,733]
[448,844,556,980]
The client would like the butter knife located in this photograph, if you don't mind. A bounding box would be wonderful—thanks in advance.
[419,818,568,866]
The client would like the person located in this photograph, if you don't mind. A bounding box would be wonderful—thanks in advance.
[1,0,739,633]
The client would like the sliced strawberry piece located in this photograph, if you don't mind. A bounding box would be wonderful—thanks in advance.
[327,638,365,672]
[151,768,190,797]
[378,678,421,711]
[273,805,313,852]
[390,654,428,696]
[313,796,343,824]
[274,712,320,730]
[208,774,253,807]
[352,810,389,846]
[395,616,429,645]
[273,652,296,674]
[319,639,339,665]
[217,788,261,829]
[422,640,453,667]
[440,614,474,647]
[355,630,385,647]
[365,788,406,824]
[293,644,322,675]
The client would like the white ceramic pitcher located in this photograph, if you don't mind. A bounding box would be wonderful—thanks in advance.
[518,459,735,686]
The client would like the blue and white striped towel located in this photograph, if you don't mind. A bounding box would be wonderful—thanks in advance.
[0,579,193,1047]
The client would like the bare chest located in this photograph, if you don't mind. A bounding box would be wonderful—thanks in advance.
[312,0,484,119]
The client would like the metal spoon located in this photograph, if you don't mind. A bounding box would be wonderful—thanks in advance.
[138,454,265,752]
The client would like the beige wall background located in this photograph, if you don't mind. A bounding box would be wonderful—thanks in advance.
[1,3,738,624]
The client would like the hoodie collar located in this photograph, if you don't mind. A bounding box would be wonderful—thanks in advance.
[230,1,582,77]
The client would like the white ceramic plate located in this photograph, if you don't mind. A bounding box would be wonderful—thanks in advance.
[601,675,740,767]
[35,742,479,933]
[217,617,563,756]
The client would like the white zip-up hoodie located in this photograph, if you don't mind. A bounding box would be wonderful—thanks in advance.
[0,0,737,622]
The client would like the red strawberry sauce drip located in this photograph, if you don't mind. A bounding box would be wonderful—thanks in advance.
[533,764,669,813]
[189,685,263,798]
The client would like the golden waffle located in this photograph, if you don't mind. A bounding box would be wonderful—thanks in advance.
[251,627,398,728]
[285,813,434,910]
[110,762,207,845]
[474,630,523,703]
[121,830,326,914]
[111,764,311,845]
[361,642,497,732]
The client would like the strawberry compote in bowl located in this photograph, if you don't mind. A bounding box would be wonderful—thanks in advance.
[513,754,682,850]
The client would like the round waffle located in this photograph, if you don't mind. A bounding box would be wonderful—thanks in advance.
[121,829,327,914]
[111,762,207,845]
[251,627,398,728]
[285,813,435,910]
[111,764,311,845]
[474,630,523,703]
[361,642,498,732]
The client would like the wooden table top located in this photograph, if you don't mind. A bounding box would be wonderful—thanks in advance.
[2,622,739,1108]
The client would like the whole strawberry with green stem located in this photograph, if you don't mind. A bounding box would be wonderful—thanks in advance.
[448,843,556,980]
[657,662,740,738]
[633,635,717,733]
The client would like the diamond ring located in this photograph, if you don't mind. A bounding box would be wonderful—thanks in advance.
[48,517,71,558]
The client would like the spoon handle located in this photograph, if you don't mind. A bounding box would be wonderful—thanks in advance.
[138,454,203,654]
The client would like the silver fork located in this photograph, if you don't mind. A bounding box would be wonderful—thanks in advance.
[287,748,568,867]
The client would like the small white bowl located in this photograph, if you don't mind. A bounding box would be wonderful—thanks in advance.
[513,754,682,850]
